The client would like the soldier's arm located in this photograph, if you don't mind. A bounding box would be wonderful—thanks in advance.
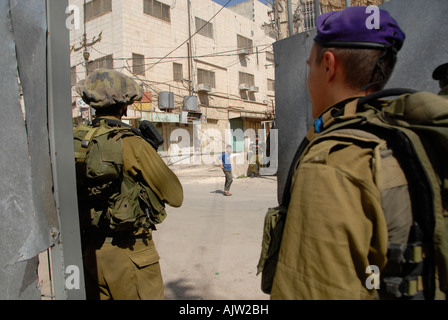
[123,136,183,208]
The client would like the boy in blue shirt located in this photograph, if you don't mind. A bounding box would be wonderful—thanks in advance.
[217,145,233,196]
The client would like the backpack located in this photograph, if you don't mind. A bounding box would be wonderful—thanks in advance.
[257,89,448,299]
[73,120,167,233]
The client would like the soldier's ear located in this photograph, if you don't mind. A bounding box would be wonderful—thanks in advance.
[322,51,336,83]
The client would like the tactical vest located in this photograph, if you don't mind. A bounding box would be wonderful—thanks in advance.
[73,120,167,234]
[258,89,448,300]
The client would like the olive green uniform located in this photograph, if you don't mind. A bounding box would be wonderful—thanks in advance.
[271,99,412,300]
[75,69,183,300]
[82,118,183,300]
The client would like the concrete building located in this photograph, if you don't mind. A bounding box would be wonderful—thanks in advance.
[268,0,386,40]
[69,0,276,171]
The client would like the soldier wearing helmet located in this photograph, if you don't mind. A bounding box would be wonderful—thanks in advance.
[268,7,416,299]
[74,69,183,300]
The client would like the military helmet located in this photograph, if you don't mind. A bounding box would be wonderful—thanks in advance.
[76,69,143,109]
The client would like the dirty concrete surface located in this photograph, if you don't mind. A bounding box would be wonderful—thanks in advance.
[154,165,277,300]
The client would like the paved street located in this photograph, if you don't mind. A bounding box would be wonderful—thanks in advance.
[153,165,278,300]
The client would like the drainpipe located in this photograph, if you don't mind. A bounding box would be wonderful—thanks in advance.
[314,0,320,18]
[286,0,293,37]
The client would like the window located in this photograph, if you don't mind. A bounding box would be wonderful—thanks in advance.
[197,69,215,88]
[266,52,274,63]
[301,0,317,31]
[87,55,113,74]
[132,53,145,76]
[268,79,275,92]
[144,0,171,22]
[237,35,253,54]
[173,63,183,82]
[239,72,255,86]
[84,0,112,21]
[195,17,214,39]
[71,66,77,87]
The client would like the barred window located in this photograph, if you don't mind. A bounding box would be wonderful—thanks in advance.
[195,17,214,39]
[237,35,253,54]
[173,63,183,82]
[143,0,171,23]
[197,69,215,88]
[84,0,112,21]
[239,72,255,86]
[133,53,145,76]
[87,55,113,74]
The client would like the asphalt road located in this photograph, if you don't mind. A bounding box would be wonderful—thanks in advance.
[153,165,278,300]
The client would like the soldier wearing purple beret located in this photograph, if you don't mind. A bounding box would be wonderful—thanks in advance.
[269,7,423,300]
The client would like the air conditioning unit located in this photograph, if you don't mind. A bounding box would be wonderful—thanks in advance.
[197,83,212,93]
[159,91,174,110]
[249,86,259,93]
[183,96,198,111]
[239,83,251,91]
[239,49,250,55]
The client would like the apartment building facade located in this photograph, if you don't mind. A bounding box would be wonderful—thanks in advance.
[268,0,386,40]
[69,0,276,167]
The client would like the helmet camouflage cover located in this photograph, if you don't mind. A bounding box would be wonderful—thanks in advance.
[76,69,143,109]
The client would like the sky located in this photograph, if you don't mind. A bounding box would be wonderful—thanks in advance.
[212,0,270,7]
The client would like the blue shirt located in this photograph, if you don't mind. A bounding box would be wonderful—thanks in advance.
[219,152,232,171]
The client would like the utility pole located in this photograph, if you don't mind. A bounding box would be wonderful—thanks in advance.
[70,0,102,77]
[70,0,102,122]
[187,0,194,97]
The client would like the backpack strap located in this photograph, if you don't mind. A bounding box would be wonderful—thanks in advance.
[357,88,418,109]
[74,126,102,162]
[93,118,160,150]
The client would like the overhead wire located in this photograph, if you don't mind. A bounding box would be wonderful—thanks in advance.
[140,0,233,74]
[71,0,275,106]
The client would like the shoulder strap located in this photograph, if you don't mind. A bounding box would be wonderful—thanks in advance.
[74,126,102,161]
[280,137,310,206]
[357,88,418,109]
[93,118,159,150]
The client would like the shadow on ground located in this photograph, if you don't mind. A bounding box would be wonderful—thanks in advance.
[164,279,206,300]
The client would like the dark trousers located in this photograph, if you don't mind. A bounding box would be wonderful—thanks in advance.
[223,169,233,192]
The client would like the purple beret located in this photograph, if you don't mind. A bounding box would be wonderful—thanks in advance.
[314,6,406,52]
